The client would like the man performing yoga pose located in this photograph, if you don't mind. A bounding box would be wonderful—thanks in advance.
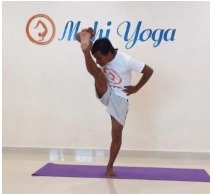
[77,28,153,178]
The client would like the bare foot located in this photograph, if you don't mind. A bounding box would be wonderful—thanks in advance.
[106,166,116,178]
[80,30,91,51]
[87,27,95,37]
[76,27,95,43]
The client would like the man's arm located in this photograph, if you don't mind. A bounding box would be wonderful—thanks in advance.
[123,65,153,96]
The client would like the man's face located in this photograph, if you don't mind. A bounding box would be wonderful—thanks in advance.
[93,51,112,66]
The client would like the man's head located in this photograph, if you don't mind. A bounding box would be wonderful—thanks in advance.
[91,38,117,66]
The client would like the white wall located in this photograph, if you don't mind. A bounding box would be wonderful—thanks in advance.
[3,1,209,152]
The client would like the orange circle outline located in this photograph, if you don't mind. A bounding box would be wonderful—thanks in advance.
[26,14,56,45]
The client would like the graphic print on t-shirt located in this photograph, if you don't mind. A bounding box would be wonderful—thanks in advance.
[103,67,122,84]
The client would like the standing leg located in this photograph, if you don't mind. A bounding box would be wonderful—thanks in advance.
[106,116,124,177]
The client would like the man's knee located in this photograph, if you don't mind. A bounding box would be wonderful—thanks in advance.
[111,116,123,129]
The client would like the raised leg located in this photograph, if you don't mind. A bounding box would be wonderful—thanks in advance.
[79,29,107,97]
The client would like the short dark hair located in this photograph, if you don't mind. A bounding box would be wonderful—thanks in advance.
[91,38,118,55]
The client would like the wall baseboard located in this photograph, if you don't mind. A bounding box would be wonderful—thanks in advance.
[2,146,210,160]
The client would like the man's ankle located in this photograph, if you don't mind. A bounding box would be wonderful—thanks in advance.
[107,164,113,169]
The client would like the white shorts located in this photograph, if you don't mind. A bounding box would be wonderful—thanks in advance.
[95,84,129,126]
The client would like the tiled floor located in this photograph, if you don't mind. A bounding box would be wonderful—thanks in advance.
[3,148,210,194]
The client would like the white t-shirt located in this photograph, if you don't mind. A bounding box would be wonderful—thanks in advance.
[101,50,145,99]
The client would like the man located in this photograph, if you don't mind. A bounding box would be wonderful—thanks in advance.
[76,28,153,178]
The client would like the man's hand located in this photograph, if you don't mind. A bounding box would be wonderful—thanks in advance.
[123,85,138,96]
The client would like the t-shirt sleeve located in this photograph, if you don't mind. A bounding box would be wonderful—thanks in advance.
[127,57,145,73]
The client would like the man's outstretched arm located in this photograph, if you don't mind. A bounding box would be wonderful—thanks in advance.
[123,65,153,95]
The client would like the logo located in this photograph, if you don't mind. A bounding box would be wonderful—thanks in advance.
[26,14,56,45]
[58,21,176,49]
[26,14,176,48]
[103,67,122,84]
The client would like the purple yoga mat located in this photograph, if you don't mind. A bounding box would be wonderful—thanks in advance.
[32,163,210,182]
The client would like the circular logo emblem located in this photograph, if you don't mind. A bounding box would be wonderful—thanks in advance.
[26,14,56,45]
[103,67,122,84]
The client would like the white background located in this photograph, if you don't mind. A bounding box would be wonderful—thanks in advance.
[2,1,209,153]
